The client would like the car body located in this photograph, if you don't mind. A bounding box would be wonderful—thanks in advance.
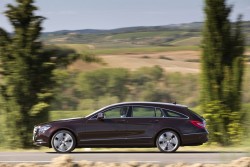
[33,102,208,153]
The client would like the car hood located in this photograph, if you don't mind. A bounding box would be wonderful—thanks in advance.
[35,117,85,126]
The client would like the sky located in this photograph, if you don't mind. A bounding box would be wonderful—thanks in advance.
[0,0,250,32]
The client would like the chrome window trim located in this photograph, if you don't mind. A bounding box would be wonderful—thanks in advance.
[80,136,152,142]
[85,102,187,118]
[88,103,189,120]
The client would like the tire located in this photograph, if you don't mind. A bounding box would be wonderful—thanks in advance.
[51,130,76,153]
[156,130,180,153]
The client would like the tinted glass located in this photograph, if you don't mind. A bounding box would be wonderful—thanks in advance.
[155,108,164,117]
[188,109,204,119]
[104,106,128,118]
[161,109,187,118]
[132,106,162,118]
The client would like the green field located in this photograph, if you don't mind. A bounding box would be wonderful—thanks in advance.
[94,46,201,55]
[54,44,91,53]
[170,37,201,46]
[56,44,200,55]
[55,43,249,56]
[109,31,198,39]
[49,110,93,121]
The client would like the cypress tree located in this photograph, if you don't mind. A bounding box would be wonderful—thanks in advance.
[0,0,78,148]
[201,0,245,145]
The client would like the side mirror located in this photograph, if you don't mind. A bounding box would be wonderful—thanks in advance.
[97,112,104,120]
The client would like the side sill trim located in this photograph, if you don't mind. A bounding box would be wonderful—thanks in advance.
[80,137,152,142]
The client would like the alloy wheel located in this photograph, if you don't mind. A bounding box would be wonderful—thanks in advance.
[51,130,76,153]
[156,130,180,153]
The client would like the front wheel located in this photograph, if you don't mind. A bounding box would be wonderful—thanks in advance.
[156,130,180,153]
[51,130,76,153]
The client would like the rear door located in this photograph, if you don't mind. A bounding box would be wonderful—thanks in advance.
[125,106,163,145]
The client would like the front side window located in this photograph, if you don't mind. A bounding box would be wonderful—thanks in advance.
[104,106,128,118]
[132,106,156,118]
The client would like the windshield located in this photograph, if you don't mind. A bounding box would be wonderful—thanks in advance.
[84,105,111,118]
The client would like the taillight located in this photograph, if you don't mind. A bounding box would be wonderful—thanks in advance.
[190,120,206,129]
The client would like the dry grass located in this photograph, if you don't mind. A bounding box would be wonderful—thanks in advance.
[100,51,201,73]
[0,155,249,167]
[68,50,250,74]
[69,51,201,74]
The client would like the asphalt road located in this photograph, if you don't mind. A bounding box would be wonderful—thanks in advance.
[0,151,249,164]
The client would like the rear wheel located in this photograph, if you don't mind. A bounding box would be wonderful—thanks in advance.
[156,130,180,153]
[51,130,76,153]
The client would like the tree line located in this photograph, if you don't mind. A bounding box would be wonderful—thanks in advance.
[51,66,199,111]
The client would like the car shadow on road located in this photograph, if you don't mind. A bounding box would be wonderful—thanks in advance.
[46,151,247,154]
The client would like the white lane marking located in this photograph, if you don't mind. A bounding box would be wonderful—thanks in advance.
[0,160,162,164]
[0,161,51,163]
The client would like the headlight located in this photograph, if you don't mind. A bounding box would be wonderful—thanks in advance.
[38,125,51,134]
[33,126,38,134]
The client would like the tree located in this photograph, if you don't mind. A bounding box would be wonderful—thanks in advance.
[129,66,163,100]
[201,0,245,145]
[107,68,129,101]
[76,68,129,109]
[0,0,79,148]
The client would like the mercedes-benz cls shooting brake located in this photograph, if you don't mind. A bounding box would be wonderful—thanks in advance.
[33,102,208,153]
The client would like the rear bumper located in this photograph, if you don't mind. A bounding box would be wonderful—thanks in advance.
[181,132,208,146]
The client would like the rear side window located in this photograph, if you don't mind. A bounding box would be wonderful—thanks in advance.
[161,109,188,118]
[132,106,155,117]
[132,106,164,118]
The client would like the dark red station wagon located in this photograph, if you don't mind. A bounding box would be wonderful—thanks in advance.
[33,102,208,153]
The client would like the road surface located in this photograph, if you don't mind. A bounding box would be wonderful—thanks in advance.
[0,151,249,164]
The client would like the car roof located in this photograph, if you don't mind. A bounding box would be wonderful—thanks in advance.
[107,102,187,108]
[85,102,188,118]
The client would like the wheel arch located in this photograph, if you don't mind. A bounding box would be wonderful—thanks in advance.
[154,128,182,146]
[49,128,78,148]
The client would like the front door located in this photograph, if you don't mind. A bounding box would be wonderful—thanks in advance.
[79,106,129,146]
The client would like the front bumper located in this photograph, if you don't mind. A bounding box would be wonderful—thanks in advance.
[34,140,49,147]
[33,126,51,147]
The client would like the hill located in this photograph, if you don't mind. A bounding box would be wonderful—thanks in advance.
[42,21,250,74]
[41,21,250,49]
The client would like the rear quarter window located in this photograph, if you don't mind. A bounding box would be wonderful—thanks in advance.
[161,108,188,119]
[187,109,204,120]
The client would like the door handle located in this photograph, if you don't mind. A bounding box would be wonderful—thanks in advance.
[150,120,159,123]
[118,119,127,123]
